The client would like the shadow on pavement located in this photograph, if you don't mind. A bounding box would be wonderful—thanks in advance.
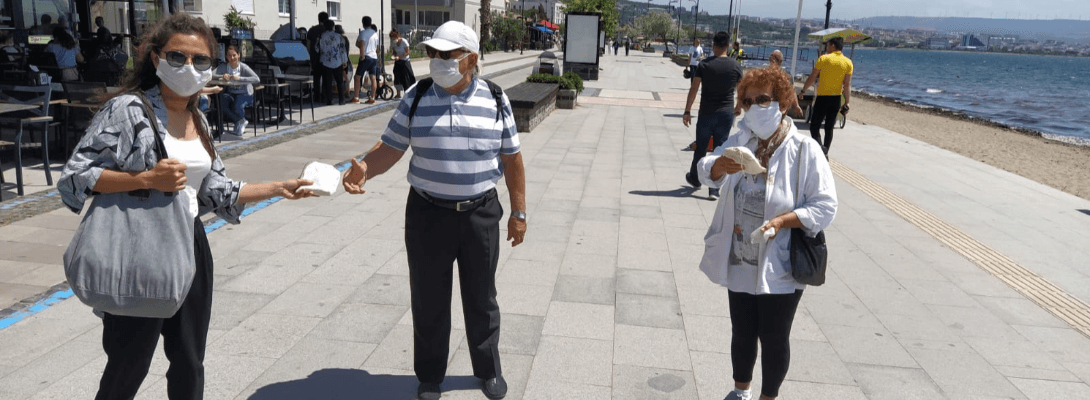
[1078,209,1090,217]
[628,187,702,198]
[247,368,480,400]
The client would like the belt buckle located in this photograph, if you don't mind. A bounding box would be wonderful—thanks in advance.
[455,200,473,212]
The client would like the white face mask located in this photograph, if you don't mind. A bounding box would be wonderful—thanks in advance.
[430,53,470,89]
[155,57,213,97]
[743,100,783,140]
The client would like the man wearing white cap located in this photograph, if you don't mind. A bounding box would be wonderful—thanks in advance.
[341,20,525,400]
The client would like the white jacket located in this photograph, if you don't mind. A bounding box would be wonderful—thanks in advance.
[696,118,838,294]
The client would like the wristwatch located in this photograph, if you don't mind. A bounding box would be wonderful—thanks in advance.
[512,211,528,221]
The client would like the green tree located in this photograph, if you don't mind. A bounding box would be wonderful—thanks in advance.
[635,11,672,43]
[224,6,256,31]
[480,0,493,48]
[491,14,527,49]
[561,0,618,37]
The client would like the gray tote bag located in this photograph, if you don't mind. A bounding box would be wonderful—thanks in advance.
[64,94,196,318]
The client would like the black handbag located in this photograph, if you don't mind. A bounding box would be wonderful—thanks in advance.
[683,67,691,79]
[790,144,827,286]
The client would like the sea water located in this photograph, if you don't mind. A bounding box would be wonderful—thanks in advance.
[764,48,1090,145]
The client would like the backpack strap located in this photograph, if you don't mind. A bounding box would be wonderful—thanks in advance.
[407,78,434,126]
[408,78,505,126]
[483,79,504,122]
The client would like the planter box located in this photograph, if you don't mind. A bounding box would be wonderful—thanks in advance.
[507,82,558,133]
[557,89,577,109]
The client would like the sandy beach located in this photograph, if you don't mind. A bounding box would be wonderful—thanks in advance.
[843,92,1090,201]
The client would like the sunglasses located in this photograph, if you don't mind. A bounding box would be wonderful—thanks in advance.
[160,50,214,71]
[741,94,773,108]
[425,46,467,60]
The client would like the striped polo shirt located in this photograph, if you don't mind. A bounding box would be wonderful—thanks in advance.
[381,78,520,200]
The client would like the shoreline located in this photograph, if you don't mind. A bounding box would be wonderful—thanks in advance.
[851,90,1090,148]
[844,91,1090,202]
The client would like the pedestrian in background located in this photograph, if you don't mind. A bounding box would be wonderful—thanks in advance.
[58,13,314,399]
[683,31,743,200]
[389,28,415,99]
[341,20,526,400]
[306,12,329,104]
[799,36,853,155]
[696,67,837,400]
[350,16,379,104]
[317,19,348,105]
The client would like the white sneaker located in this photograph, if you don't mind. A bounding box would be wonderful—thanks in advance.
[235,119,248,135]
[724,389,752,400]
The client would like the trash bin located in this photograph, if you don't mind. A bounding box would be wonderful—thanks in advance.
[536,52,561,76]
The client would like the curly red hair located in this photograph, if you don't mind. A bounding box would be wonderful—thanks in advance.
[735,68,798,113]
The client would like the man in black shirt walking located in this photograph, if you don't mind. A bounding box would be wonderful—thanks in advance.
[682,31,744,199]
[307,12,329,103]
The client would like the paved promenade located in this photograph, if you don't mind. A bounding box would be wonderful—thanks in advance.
[2,50,1090,399]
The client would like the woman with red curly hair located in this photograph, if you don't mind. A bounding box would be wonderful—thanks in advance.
[695,67,838,400]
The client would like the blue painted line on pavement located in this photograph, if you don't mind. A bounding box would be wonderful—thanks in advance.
[0,289,73,329]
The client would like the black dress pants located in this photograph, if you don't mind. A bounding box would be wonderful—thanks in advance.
[404,188,503,384]
[728,289,804,398]
[95,218,213,400]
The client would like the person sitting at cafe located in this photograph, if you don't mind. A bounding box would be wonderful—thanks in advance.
[0,32,22,63]
[31,14,54,35]
[45,26,84,81]
[213,44,260,135]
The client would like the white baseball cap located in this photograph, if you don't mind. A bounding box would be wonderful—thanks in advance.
[418,21,479,54]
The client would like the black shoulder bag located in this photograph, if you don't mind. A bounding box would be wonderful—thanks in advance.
[790,142,828,286]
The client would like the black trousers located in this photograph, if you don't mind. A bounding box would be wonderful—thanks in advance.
[321,64,345,105]
[728,289,804,398]
[95,218,213,400]
[404,188,503,384]
[810,95,841,152]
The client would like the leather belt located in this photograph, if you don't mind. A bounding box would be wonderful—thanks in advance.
[414,188,495,212]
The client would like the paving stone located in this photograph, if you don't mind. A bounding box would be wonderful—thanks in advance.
[308,303,407,344]
[207,314,321,359]
[496,259,560,287]
[1012,325,1090,364]
[499,314,544,356]
[257,282,357,318]
[907,345,1023,398]
[527,336,612,386]
[0,336,104,398]
[209,291,276,330]
[346,274,411,306]
[611,364,698,399]
[615,293,684,329]
[613,324,690,371]
[821,324,918,368]
[241,337,374,392]
[559,252,617,278]
[496,283,553,316]
[0,317,98,368]
[1008,377,1090,400]
[362,324,465,371]
[682,314,732,353]
[616,269,678,298]
[845,363,943,400]
[552,275,615,305]
[927,304,1025,340]
[787,339,857,385]
[542,301,614,340]
[972,295,1070,328]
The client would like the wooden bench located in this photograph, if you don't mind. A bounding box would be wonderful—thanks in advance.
[506,82,557,133]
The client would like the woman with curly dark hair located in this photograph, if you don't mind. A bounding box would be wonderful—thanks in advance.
[58,13,314,399]
[695,67,838,400]
[45,26,84,81]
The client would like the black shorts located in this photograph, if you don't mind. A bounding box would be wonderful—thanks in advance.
[356,56,379,77]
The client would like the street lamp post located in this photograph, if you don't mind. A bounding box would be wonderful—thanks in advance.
[824,0,832,29]
[520,0,525,54]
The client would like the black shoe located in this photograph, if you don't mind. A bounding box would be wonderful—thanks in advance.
[417,382,441,400]
[482,376,507,399]
[685,172,701,189]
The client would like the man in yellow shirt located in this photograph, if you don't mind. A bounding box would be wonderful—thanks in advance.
[799,37,853,154]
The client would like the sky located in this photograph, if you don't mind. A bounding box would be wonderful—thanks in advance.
[685,0,1090,21]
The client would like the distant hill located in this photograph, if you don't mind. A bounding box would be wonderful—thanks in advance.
[854,17,1090,44]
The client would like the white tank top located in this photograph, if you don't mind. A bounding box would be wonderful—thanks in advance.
[161,133,212,219]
